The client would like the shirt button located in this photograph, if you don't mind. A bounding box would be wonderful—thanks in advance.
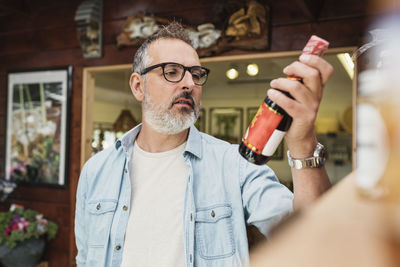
[96,204,101,210]
[115,245,121,250]
[123,205,128,211]
[124,169,128,173]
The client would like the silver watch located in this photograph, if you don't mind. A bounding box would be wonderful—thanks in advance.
[287,142,326,169]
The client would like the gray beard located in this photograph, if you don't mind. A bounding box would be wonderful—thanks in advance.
[142,88,200,135]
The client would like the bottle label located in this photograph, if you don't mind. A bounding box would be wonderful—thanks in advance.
[242,102,283,155]
[262,129,285,156]
[356,103,389,190]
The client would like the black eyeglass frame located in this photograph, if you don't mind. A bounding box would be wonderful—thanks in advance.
[140,62,210,86]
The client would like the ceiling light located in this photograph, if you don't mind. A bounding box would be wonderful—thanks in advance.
[226,68,239,80]
[337,53,354,80]
[246,63,259,76]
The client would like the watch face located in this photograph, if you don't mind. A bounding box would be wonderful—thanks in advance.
[315,143,326,158]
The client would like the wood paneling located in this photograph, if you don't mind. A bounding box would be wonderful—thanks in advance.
[0,71,4,177]
[0,0,369,266]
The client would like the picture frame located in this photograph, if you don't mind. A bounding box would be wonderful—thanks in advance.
[271,141,284,160]
[246,106,284,160]
[194,108,206,132]
[5,67,72,187]
[246,107,259,126]
[209,107,243,144]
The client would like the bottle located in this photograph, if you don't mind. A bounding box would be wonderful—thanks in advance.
[355,69,389,198]
[355,15,400,203]
[239,35,329,165]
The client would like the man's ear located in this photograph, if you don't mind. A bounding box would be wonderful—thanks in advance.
[130,72,144,102]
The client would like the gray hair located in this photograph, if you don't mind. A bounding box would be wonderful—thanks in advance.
[132,22,194,75]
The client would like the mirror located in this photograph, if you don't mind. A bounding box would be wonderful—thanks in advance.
[81,48,356,186]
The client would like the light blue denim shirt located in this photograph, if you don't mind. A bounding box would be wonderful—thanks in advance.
[75,124,293,267]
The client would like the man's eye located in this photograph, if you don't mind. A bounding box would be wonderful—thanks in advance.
[164,67,180,76]
[165,70,178,76]
[192,73,200,80]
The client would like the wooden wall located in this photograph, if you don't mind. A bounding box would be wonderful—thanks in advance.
[0,0,370,266]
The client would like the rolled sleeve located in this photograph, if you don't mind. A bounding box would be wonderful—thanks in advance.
[240,157,294,237]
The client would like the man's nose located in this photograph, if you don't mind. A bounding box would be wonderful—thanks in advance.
[181,70,196,87]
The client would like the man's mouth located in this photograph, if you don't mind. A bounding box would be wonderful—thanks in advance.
[172,97,194,110]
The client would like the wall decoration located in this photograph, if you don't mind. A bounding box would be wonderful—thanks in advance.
[116,14,221,51]
[116,14,167,48]
[198,1,270,57]
[225,1,267,38]
[116,1,270,57]
[209,107,243,144]
[5,67,72,187]
[74,0,103,58]
[194,108,206,132]
[186,23,221,50]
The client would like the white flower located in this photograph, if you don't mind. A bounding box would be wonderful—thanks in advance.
[37,121,57,136]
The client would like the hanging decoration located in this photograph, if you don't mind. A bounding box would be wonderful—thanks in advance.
[113,109,138,133]
[74,0,103,58]
[115,1,269,57]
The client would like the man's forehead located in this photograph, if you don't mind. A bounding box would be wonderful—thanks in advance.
[148,38,200,65]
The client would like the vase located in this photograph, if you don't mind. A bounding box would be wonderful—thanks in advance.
[0,238,45,267]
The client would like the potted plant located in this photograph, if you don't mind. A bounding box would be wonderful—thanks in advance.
[0,204,58,267]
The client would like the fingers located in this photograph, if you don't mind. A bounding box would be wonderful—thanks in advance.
[267,55,333,132]
[299,54,334,84]
[267,88,317,123]
[283,61,322,97]
[270,77,319,105]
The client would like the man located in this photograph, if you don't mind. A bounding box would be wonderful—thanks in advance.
[75,22,333,267]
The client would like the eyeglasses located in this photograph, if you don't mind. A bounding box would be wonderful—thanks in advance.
[140,62,210,86]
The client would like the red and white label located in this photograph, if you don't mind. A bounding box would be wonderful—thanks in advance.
[243,103,283,155]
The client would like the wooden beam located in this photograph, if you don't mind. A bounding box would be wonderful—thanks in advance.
[0,0,31,16]
[294,0,325,20]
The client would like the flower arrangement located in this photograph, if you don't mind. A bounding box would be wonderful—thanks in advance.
[0,204,58,248]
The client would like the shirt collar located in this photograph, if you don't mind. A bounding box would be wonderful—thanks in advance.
[116,124,142,152]
[185,125,202,159]
[115,124,202,159]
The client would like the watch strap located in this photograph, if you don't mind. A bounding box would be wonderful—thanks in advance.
[287,143,326,169]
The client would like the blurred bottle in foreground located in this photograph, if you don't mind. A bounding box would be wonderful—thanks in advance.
[355,10,400,237]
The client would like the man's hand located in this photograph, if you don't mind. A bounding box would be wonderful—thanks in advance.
[267,54,334,158]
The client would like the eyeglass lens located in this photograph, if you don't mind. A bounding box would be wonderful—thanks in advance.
[163,63,207,85]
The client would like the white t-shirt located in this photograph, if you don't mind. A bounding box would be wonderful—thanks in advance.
[120,141,187,267]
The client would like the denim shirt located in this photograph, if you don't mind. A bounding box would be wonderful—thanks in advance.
[75,124,293,267]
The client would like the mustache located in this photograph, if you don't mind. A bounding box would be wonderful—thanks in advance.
[169,91,195,109]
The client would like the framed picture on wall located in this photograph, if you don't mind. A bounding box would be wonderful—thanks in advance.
[5,67,72,187]
[194,108,205,132]
[209,107,243,144]
[246,106,284,160]
[271,141,284,160]
[247,107,259,126]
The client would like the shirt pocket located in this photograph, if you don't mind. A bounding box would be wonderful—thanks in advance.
[87,199,118,247]
[195,204,235,260]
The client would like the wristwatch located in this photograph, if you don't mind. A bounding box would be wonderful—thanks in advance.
[287,142,326,169]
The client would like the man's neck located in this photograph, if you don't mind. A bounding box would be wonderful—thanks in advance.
[135,122,189,153]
